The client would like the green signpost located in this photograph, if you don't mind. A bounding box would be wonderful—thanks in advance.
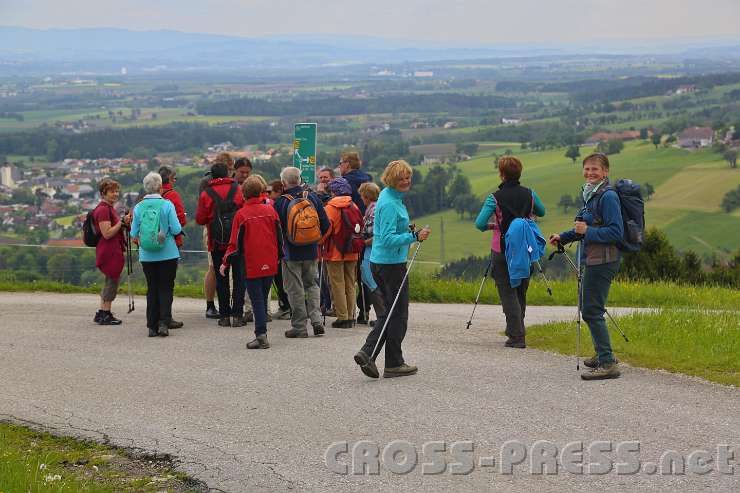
[293,123,317,185]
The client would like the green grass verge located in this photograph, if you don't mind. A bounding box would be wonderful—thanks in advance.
[1,278,738,310]
[0,422,200,492]
[526,309,740,387]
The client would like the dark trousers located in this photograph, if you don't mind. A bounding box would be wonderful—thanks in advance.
[582,260,620,364]
[246,276,273,336]
[273,262,290,311]
[491,251,529,339]
[319,261,332,314]
[356,250,372,317]
[141,259,178,330]
[211,249,245,317]
[361,263,408,368]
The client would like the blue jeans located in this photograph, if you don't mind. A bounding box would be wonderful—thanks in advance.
[581,260,621,364]
[245,276,273,336]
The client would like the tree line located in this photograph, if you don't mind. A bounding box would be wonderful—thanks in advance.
[195,93,516,117]
[440,229,740,288]
[0,122,281,161]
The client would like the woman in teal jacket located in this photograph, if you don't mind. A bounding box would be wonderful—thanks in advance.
[354,160,430,379]
[130,172,183,338]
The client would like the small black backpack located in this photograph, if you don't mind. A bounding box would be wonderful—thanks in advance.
[82,203,112,247]
[205,182,239,248]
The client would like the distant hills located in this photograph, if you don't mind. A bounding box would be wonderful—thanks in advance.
[1,26,739,75]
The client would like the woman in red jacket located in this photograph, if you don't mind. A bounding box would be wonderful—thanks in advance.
[221,176,282,349]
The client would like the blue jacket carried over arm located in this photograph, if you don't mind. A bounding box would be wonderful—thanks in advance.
[504,218,546,288]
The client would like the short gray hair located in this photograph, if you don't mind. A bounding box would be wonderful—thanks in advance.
[280,166,301,186]
[143,172,163,194]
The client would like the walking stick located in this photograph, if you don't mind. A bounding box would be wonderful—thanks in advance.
[126,227,135,313]
[534,260,553,297]
[465,254,493,330]
[371,234,426,362]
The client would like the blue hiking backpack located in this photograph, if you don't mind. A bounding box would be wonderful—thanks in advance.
[592,179,645,252]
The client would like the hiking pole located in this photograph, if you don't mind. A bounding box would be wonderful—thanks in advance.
[125,227,135,313]
[605,309,629,342]
[575,239,583,370]
[534,260,553,297]
[318,257,326,326]
[465,254,493,330]
[370,229,427,362]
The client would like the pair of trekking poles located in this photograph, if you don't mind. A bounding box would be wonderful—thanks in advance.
[464,239,628,369]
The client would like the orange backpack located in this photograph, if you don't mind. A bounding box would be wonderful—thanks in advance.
[283,191,322,245]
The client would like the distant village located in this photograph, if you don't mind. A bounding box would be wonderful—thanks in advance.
[0,142,281,245]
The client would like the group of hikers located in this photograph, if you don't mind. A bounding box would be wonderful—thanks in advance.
[88,150,628,381]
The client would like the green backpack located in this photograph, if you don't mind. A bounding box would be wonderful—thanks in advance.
[138,198,166,251]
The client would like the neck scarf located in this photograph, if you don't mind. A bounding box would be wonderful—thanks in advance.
[582,180,606,204]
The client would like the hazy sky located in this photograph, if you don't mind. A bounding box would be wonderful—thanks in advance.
[2,0,739,44]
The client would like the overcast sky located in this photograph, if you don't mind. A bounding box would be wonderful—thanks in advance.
[2,0,739,45]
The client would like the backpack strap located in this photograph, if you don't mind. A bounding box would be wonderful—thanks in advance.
[588,185,614,225]
[205,183,238,212]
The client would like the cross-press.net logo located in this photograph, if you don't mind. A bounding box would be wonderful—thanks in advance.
[325,440,736,476]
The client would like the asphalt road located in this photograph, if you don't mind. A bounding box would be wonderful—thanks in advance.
[0,293,737,492]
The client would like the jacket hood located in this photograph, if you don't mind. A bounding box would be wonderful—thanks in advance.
[345,169,372,182]
[208,177,236,187]
[329,195,354,208]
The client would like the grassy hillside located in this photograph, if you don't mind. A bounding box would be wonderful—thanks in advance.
[414,141,740,263]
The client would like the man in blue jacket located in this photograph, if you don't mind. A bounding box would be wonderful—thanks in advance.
[274,167,331,338]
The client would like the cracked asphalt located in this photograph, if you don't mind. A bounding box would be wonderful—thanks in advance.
[0,293,738,492]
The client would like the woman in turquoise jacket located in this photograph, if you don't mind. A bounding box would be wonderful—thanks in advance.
[130,172,183,338]
[354,160,430,380]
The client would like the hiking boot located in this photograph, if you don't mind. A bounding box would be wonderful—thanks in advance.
[244,310,254,323]
[369,320,376,328]
[168,320,184,329]
[383,363,418,378]
[99,311,122,326]
[583,354,619,369]
[331,319,353,329]
[246,335,270,349]
[231,315,247,327]
[284,328,308,338]
[354,350,379,379]
[93,310,104,324]
[581,362,621,381]
[504,337,526,349]
[148,327,158,337]
[356,313,370,325]
[312,322,325,336]
[218,317,232,327]
[157,321,169,337]
[325,308,336,317]
[205,306,220,319]
[274,307,291,320]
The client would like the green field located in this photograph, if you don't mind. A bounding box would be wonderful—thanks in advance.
[414,141,740,262]
[527,309,739,386]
